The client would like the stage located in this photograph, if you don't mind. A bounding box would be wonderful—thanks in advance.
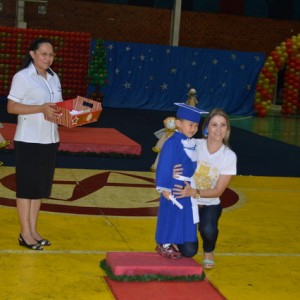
[1,123,141,156]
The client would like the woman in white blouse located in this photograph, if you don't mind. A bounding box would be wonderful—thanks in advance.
[7,38,62,250]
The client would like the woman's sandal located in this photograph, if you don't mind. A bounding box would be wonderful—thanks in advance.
[203,259,215,269]
[36,239,51,246]
[18,234,43,250]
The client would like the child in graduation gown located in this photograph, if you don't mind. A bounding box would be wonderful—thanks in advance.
[155,103,206,259]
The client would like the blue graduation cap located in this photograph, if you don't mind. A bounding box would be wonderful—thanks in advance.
[175,103,208,123]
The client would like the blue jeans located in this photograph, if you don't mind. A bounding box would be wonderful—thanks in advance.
[177,240,198,258]
[177,203,222,257]
[198,204,222,253]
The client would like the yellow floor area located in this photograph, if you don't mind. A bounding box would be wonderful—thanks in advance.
[0,167,300,300]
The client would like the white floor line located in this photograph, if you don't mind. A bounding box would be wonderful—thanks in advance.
[217,252,300,257]
[0,249,108,254]
[1,249,300,257]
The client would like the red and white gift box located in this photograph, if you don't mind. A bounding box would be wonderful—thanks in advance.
[46,96,102,128]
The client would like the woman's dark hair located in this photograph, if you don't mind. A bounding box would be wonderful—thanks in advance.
[20,37,54,70]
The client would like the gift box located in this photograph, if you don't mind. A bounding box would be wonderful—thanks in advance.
[46,96,102,128]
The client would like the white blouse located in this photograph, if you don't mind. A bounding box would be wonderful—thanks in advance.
[8,63,62,144]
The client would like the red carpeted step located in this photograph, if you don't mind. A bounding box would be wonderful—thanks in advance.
[105,277,226,300]
[106,251,203,277]
[1,123,141,155]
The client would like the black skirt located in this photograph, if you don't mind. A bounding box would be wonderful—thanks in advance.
[14,141,59,199]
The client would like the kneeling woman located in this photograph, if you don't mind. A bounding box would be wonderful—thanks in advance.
[173,108,237,269]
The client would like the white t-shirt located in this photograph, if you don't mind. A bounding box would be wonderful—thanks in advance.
[8,63,62,144]
[191,139,237,206]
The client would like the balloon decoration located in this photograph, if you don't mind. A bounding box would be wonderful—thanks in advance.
[87,39,108,101]
[0,26,91,99]
[254,33,300,117]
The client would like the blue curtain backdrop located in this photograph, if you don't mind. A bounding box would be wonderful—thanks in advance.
[99,41,265,115]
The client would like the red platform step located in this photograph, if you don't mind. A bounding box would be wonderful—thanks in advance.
[105,251,203,277]
[105,277,226,300]
[1,123,141,156]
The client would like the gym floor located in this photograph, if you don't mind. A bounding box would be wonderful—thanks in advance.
[0,108,299,300]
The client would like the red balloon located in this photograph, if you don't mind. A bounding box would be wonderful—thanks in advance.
[254,103,262,111]
[256,85,263,92]
[258,109,267,117]
[261,90,271,99]
[281,108,287,115]
[286,39,292,47]
[276,62,282,69]
[261,67,268,75]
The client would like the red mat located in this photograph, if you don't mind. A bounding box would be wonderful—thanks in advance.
[103,252,225,300]
[105,277,226,300]
[106,251,203,276]
[1,123,141,155]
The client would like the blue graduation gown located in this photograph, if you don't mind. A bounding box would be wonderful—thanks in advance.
[155,131,197,244]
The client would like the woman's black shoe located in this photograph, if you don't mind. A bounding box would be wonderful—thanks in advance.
[36,239,51,246]
[18,234,43,250]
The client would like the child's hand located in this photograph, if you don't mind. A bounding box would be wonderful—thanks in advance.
[173,164,183,178]
[161,190,171,200]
